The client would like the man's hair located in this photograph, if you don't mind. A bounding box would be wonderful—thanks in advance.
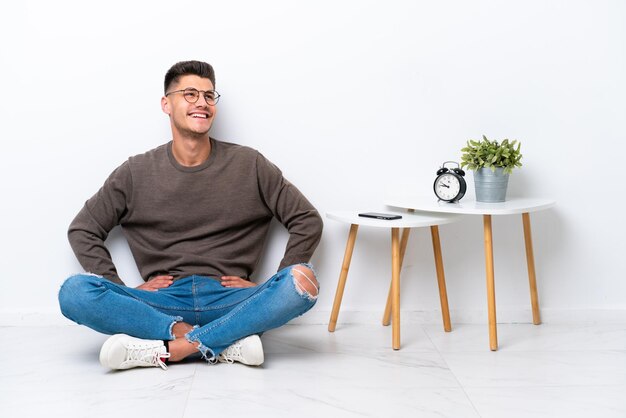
[164,60,216,94]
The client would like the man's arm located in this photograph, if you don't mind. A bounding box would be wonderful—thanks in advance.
[256,153,323,270]
[68,162,132,285]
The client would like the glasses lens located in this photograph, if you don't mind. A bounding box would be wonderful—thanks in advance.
[183,88,200,103]
[203,91,220,105]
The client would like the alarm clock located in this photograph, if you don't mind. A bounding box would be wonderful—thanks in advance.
[433,161,466,202]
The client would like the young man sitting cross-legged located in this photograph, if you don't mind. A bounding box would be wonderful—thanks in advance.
[58,60,323,370]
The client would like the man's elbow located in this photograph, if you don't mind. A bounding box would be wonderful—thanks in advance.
[310,209,324,245]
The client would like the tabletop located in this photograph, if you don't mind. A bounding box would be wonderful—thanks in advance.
[326,210,462,228]
[385,196,556,216]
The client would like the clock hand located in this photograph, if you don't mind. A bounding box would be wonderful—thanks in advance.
[441,184,450,188]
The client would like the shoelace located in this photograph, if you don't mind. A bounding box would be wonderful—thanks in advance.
[217,343,242,364]
[125,344,170,370]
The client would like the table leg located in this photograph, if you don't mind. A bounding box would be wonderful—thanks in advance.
[430,225,452,332]
[328,224,359,332]
[523,212,541,325]
[391,227,401,349]
[483,214,498,351]
[383,228,410,326]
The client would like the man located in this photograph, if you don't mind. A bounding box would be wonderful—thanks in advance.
[59,60,323,370]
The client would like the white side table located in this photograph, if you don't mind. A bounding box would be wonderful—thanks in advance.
[326,210,462,350]
[385,196,556,351]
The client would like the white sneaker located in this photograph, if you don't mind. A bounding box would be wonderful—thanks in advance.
[216,335,264,366]
[99,334,170,370]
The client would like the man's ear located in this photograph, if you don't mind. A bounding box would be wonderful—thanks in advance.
[161,96,170,115]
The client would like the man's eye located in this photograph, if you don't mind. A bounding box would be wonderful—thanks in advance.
[184,92,197,98]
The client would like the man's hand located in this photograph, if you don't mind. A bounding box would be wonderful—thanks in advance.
[220,276,257,288]
[136,275,174,291]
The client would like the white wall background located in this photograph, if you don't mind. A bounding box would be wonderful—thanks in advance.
[1,0,624,324]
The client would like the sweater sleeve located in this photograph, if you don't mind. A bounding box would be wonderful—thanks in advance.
[67,162,133,285]
[256,153,323,270]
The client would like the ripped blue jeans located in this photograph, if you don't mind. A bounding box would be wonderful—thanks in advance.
[58,264,318,360]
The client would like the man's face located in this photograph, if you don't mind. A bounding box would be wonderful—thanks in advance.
[161,74,217,138]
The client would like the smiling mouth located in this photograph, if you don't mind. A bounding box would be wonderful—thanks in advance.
[190,113,209,119]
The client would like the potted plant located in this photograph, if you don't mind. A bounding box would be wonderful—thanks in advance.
[460,135,522,202]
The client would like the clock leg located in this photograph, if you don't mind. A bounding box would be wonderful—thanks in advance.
[328,224,359,332]
[383,227,410,326]
[522,212,541,325]
[483,215,498,351]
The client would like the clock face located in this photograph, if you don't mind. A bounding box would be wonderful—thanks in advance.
[434,173,461,201]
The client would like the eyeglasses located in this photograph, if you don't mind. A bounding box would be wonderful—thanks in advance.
[165,88,221,105]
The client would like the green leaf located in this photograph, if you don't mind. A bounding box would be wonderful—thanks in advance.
[460,135,523,172]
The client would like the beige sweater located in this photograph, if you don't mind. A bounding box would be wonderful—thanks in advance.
[68,139,323,285]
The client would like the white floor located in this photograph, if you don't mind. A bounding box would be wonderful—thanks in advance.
[1,322,625,418]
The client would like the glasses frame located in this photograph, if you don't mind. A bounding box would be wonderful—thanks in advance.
[165,87,221,105]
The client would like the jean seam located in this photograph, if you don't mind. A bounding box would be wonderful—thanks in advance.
[112,285,196,312]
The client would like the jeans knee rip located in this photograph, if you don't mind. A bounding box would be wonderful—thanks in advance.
[291,266,319,301]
